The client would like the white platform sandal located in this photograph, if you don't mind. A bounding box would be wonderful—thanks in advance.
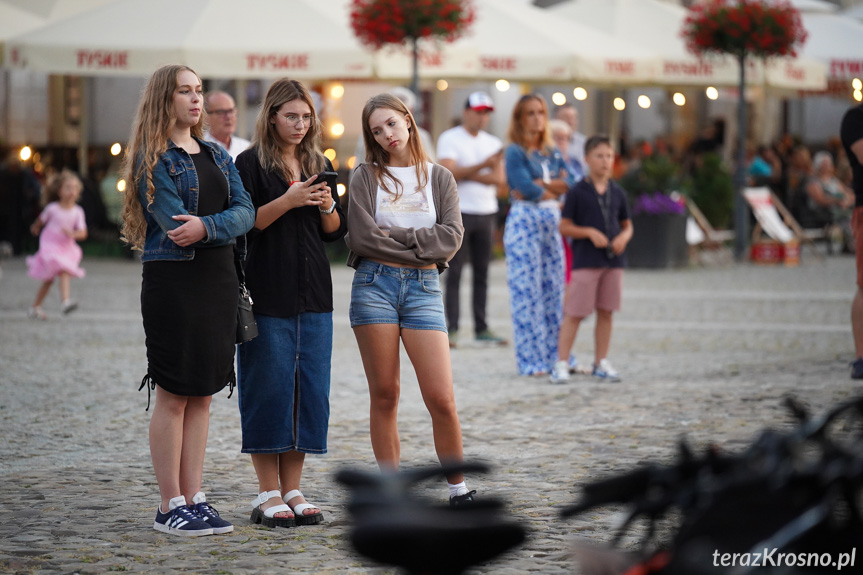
[283,489,324,525]
[250,490,295,528]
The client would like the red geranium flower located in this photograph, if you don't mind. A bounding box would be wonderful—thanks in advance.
[682,0,807,59]
[350,0,474,50]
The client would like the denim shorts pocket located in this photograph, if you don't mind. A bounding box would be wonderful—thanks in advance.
[352,271,376,287]
[420,273,442,295]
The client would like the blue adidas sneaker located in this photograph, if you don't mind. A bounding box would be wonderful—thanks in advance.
[154,495,213,537]
[191,492,234,534]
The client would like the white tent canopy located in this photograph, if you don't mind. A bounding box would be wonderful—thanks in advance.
[4,0,374,78]
[5,0,660,85]
[786,0,838,13]
[547,0,740,86]
[546,0,824,90]
[0,0,114,65]
[843,3,863,22]
[374,0,659,84]
[798,12,863,81]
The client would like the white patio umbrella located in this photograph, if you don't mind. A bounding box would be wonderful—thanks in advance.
[0,0,115,65]
[547,0,740,86]
[547,0,824,90]
[797,12,863,82]
[785,0,838,13]
[4,0,373,79]
[372,0,658,84]
[843,3,863,23]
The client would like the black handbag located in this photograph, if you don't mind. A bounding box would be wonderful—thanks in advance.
[235,253,258,344]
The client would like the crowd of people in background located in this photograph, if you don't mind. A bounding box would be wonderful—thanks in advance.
[613,122,857,252]
[3,118,857,261]
[2,68,863,537]
[4,86,860,376]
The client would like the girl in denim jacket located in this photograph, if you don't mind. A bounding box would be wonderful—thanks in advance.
[121,65,254,537]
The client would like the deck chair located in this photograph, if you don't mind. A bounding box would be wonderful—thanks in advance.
[686,198,735,247]
[685,198,734,265]
[742,187,823,261]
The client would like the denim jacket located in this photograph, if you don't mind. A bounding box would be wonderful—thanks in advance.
[138,138,255,262]
[504,143,575,202]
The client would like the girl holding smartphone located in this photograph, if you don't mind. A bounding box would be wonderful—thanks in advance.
[235,78,346,527]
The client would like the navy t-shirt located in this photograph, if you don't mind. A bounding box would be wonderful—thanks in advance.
[840,104,863,206]
[561,178,630,269]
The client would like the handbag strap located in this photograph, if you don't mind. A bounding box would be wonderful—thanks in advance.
[234,246,246,285]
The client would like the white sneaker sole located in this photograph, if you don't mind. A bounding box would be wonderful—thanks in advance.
[153,522,213,537]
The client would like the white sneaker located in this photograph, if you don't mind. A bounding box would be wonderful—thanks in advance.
[550,360,571,384]
[592,358,621,382]
[28,307,47,320]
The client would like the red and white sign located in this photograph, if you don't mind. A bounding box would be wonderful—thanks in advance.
[77,50,128,70]
[246,53,309,72]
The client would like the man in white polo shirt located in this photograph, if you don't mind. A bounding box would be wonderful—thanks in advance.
[437,91,507,348]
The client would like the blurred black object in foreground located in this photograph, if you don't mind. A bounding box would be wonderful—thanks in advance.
[335,462,525,575]
[561,396,863,575]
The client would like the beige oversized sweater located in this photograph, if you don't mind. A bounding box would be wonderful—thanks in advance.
[345,163,464,272]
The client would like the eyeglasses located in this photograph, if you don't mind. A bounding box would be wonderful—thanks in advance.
[275,112,314,127]
[208,107,237,118]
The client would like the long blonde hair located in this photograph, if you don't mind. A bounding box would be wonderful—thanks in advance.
[507,93,553,154]
[120,65,205,250]
[361,93,429,201]
[251,78,325,181]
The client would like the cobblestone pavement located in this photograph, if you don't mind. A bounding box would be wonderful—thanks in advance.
[0,252,860,574]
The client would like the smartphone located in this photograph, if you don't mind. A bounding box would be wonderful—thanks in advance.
[315,171,338,190]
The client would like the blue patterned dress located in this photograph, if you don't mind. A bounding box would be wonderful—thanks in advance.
[503,144,575,375]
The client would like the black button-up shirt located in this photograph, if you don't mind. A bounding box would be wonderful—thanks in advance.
[235,148,347,318]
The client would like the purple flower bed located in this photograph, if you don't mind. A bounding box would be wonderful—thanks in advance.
[632,192,686,216]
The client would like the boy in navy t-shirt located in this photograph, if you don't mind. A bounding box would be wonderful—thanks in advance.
[552,135,632,383]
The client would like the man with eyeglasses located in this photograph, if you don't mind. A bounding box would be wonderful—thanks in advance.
[204,90,251,160]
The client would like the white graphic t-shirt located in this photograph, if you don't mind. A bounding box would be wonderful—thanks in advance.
[375,163,437,231]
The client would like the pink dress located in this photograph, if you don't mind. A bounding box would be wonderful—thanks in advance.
[26,202,87,281]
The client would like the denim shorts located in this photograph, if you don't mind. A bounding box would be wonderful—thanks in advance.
[349,260,447,332]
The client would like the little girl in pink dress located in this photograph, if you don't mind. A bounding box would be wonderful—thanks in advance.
[26,169,88,319]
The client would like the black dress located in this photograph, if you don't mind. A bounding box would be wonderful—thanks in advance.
[140,151,238,397]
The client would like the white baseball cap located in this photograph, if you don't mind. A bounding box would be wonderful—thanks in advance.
[466,91,494,112]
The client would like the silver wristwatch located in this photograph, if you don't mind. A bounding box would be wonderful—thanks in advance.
[319,201,336,215]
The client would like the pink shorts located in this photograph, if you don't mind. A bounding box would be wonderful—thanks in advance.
[564,268,624,318]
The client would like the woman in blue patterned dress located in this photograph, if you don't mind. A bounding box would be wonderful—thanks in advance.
[503,94,575,376]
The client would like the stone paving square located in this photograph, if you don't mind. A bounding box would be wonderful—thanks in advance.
[0,253,860,574]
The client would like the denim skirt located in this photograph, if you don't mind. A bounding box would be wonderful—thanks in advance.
[237,312,332,454]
